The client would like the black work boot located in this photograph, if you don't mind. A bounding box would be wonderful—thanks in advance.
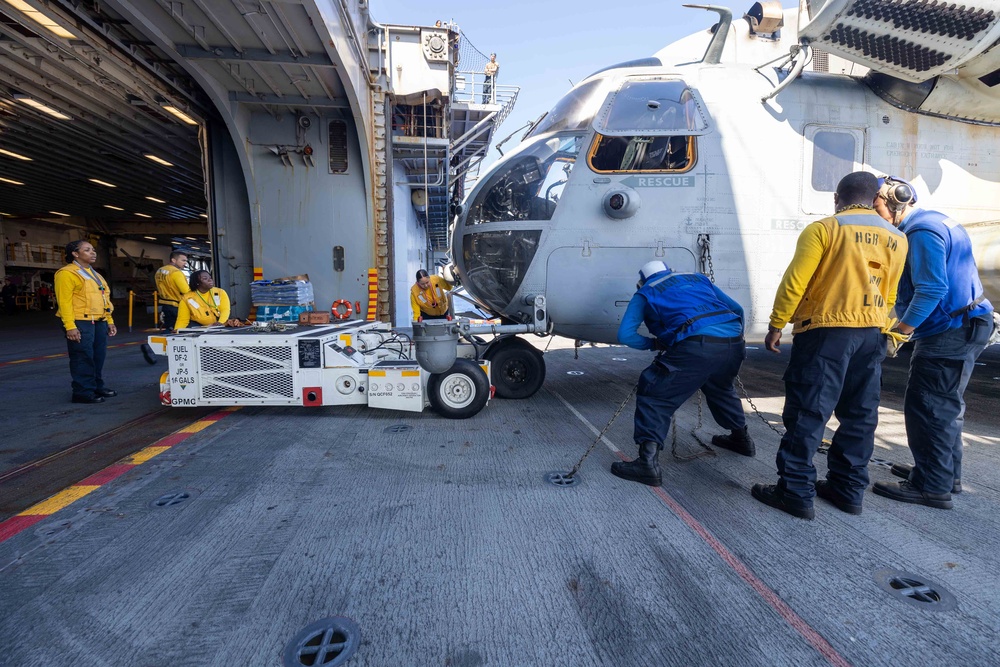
[815,480,863,515]
[611,441,662,487]
[712,425,756,457]
[872,480,953,509]
[890,463,961,494]
[750,483,815,520]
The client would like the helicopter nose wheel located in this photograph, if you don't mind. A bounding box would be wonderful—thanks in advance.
[483,336,546,399]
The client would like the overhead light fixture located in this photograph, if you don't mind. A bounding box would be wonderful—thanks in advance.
[143,153,173,167]
[5,0,77,40]
[143,236,157,240]
[0,176,24,185]
[104,204,124,211]
[171,241,180,245]
[145,196,166,203]
[13,93,72,121]
[0,148,32,161]
[184,236,197,240]
[88,178,116,188]
[134,213,151,218]
[50,211,69,217]
[199,213,208,218]
[161,105,198,126]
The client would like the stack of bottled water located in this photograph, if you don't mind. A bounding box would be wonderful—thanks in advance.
[250,277,315,322]
[250,278,314,306]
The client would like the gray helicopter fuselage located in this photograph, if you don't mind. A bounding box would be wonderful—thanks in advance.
[452,24,1000,343]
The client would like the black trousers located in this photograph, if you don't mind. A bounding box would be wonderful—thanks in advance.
[776,327,885,507]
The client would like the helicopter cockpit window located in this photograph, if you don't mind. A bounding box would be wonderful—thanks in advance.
[593,80,709,136]
[586,79,704,174]
[466,134,583,225]
[588,134,695,173]
[526,78,611,139]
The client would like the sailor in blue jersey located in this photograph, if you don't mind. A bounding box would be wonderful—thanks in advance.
[872,177,996,509]
[611,260,753,487]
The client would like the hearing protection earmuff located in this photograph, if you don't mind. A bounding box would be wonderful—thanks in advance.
[877,175,916,225]
[877,175,916,218]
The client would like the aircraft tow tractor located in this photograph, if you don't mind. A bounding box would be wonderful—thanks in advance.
[149,321,493,419]
[146,319,527,419]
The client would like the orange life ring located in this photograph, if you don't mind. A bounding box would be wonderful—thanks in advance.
[331,299,352,320]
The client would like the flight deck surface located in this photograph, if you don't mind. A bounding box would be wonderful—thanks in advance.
[1,313,999,666]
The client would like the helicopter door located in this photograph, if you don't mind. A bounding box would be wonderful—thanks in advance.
[800,125,866,215]
[545,246,697,325]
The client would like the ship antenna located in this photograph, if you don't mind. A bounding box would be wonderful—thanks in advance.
[682,4,733,65]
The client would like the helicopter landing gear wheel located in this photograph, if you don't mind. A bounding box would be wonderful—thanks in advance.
[484,336,546,399]
[428,359,490,419]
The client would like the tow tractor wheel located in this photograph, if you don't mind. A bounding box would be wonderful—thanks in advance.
[484,336,546,399]
[428,358,490,419]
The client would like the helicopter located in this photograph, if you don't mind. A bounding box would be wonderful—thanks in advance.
[433,0,1000,400]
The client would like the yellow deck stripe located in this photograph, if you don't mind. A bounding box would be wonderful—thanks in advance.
[18,485,99,516]
[178,421,214,433]
[126,445,171,464]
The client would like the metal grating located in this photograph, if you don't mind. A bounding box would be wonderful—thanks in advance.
[200,347,287,374]
[329,120,349,174]
[235,346,293,361]
[812,48,830,72]
[203,372,295,398]
[846,0,994,41]
[197,343,295,400]
[203,384,260,399]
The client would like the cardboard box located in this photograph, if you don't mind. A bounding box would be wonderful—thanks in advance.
[299,311,331,325]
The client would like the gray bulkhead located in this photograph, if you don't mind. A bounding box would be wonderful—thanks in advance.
[248,110,373,311]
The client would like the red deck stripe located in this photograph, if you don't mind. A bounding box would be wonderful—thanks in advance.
[196,412,229,423]
[0,409,238,545]
[152,432,190,448]
[0,515,45,542]
[76,464,134,486]
[614,451,853,667]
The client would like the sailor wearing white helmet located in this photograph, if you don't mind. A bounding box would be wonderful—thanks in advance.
[612,259,752,487]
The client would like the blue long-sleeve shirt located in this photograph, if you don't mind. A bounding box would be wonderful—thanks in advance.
[617,282,744,350]
[897,228,949,330]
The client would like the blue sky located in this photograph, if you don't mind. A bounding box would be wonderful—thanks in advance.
[370,1,777,165]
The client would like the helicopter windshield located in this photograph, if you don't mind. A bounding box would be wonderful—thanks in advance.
[466,133,584,225]
[525,78,612,139]
[594,79,709,136]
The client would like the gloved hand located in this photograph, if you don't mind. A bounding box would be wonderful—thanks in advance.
[883,318,911,358]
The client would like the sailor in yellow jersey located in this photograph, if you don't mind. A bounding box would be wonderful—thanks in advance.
[174,270,232,330]
[752,172,908,520]
[154,251,189,330]
[54,240,118,404]
[410,269,453,321]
